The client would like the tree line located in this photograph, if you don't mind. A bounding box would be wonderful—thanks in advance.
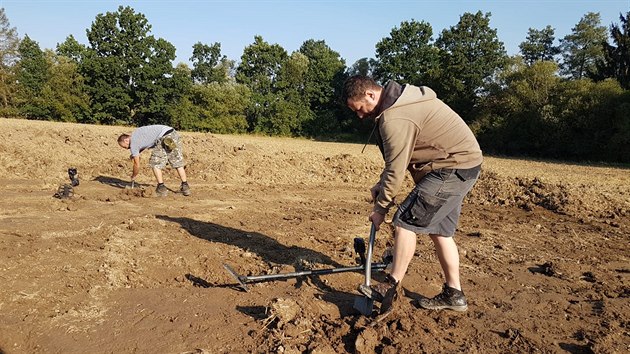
[0,6,628,162]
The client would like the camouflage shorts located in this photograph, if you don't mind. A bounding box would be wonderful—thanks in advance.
[149,131,186,169]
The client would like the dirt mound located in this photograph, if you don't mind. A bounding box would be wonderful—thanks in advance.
[468,170,572,211]
[468,169,629,223]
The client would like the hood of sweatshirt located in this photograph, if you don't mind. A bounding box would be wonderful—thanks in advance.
[376,82,437,119]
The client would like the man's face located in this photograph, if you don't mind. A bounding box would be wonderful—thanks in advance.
[347,90,378,119]
[118,138,130,149]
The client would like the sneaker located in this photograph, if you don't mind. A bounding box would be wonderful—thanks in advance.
[416,284,468,312]
[155,183,168,197]
[180,182,191,196]
[358,274,399,302]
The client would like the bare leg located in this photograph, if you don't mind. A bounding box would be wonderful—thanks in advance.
[429,234,461,290]
[176,166,187,183]
[389,226,417,282]
[152,167,164,184]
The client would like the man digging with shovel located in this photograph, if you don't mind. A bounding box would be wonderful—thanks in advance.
[342,75,482,318]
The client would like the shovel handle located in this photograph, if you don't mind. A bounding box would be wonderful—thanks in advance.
[364,223,376,287]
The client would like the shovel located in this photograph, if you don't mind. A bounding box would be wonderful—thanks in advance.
[353,223,377,316]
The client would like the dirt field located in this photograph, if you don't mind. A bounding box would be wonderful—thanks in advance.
[0,118,628,353]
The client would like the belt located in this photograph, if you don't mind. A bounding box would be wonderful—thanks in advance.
[161,128,175,137]
[440,165,481,182]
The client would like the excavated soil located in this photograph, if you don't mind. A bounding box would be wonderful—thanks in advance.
[0,118,628,353]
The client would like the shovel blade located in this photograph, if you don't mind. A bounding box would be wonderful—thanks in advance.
[353,296,374,316]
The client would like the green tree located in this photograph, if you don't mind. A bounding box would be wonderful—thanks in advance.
[15,35,50,118]
[559,12,607,79]
[190,42,231,84]
[554,78,628,161]
[271,51,313,135]
[435,11,507,120]
[299,40,345,110]
[519,25,559,64]
[596,12,630,89]
[81,6,177,125]
[348,58,376,77]
[133,37,178,125]
[165,62,194,129]
[277,52,309,91]
[477,58,630,162]
[0,8,19,111]
[236,35,287,93]
[298,39,346,135]
[475,59,560,155]
[373,19,440,87]
[56,35,86,63]
[40,51,91,122]
[176,82,251,133]
[236,35,288,133]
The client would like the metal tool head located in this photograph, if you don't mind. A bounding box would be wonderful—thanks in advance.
[353,224,377,316]
[353,237,366,265]
[353,295,374,316]
[223,264,249,292]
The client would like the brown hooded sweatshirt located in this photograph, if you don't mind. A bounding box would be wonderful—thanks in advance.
[372,82,483,214]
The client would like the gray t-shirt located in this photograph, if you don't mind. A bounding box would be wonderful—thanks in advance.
[129,125,172,157]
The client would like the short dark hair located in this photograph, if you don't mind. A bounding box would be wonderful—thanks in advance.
[342,75,381,103]
[117,134,130,144]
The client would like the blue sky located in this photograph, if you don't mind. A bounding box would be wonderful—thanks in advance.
[1,0,628,66]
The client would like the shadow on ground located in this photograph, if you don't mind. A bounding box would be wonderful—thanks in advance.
[93,175,151,189]
[94,175,132,189]
[156,215,345,268]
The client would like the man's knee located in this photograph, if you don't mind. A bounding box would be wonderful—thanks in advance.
[395,226,416,237]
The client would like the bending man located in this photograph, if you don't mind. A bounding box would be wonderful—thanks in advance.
[117,125,191,197]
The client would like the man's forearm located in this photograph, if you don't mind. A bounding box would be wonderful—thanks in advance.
[374,171,399,214]
[131,156,140,179]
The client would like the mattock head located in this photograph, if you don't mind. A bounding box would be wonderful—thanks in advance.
[223,264,249,292]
